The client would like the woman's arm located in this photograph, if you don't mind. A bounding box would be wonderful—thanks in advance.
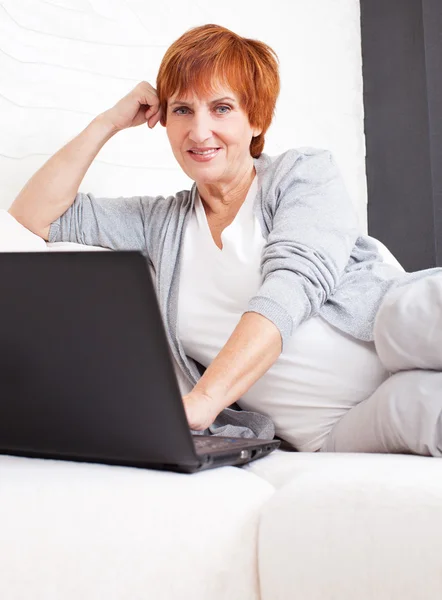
[9,115,118,240]
[247,148,360,348]
[183,149,359,430]
[9,81,162,241]
[183,311,281,430]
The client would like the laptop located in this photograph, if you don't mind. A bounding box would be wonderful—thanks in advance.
[0,251,279,473]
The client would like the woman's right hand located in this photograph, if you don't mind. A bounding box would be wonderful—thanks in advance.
[101,81,162,132]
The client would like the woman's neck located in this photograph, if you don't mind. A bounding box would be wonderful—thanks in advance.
[197,164,256,219]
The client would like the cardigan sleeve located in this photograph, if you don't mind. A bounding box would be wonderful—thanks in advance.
[246,148,359,349]
[48,192,155,252]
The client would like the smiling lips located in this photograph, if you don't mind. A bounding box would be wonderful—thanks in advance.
[187,148,221,161]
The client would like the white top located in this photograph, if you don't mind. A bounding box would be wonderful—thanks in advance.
[178,178,388,452]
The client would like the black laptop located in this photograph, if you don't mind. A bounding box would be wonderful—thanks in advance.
[0,251,279,473]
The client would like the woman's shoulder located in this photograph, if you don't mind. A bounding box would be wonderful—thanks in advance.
[254,147,341,198]
[255,146,337,179]
[257,146,333,164]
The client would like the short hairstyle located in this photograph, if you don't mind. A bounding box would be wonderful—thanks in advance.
[156,24,280,158]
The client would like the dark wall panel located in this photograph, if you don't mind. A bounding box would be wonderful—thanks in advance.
[423,0,442,265]
[361,0,441,271]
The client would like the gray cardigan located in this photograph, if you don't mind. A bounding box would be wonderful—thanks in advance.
[49,147,422,439]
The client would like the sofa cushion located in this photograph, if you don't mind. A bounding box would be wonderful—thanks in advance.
[250,452,442,600]
[0,455,274,600]
[244,448,442,487]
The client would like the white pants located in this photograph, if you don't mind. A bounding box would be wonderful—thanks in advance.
[321,272,442,456]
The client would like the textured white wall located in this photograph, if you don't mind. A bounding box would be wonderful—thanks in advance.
[0,0,367,230]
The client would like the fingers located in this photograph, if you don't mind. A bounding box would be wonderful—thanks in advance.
[135,81,162,128]
[182,393,218,431]
[145,106,162,129]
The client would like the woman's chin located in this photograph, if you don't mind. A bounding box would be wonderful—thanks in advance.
[193,173,222,186]
[188,165,223,182]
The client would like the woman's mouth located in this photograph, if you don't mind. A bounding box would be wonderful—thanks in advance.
[187,148,221,162]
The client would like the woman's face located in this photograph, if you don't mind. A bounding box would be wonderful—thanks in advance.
[166,84,261,187]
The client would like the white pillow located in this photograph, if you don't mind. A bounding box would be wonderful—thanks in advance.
[0,210,47,252]
[366,235,405,272]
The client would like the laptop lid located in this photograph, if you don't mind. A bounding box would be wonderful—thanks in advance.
[0,251,201,469]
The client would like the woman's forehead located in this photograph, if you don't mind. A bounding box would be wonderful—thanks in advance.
[169,84,238,104]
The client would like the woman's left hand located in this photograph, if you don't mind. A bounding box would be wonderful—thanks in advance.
[182,391,220,431]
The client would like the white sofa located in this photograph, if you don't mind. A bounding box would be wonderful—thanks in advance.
[1,211,442,600]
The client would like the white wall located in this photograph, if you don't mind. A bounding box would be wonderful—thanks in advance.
[0,0,367,230]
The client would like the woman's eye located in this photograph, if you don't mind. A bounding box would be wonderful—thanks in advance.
[173,107,189,115]
[172,105,231,115]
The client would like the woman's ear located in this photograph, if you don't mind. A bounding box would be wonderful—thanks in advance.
[252,127,262,138]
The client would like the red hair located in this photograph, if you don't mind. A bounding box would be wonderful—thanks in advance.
[156,24,280,158]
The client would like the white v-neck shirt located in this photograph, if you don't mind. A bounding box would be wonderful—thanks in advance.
[178,177,388,451]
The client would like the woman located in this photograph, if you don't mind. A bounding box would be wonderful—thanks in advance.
[9,24,442,455]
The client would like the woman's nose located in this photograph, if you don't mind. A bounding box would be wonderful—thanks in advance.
[188,112,212,143]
